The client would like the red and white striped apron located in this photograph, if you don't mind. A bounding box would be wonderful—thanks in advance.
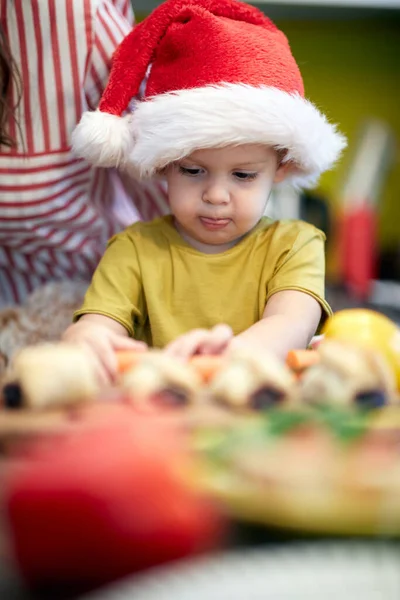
[0,0,168,305]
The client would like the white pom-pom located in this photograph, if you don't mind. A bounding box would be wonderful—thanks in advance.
[71,111,133,168]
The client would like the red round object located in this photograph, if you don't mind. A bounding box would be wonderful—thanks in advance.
[4,407,223,591]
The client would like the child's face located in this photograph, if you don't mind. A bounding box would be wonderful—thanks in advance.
[165,144,288,253]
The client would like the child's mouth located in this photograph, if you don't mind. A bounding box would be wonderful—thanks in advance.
[199,217,231,230]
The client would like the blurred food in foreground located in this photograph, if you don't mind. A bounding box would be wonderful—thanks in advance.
[1,308,400,595]
[2,409,225,594]
[194,403,400,537]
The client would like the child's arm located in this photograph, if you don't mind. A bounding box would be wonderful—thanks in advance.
[165,291,321,361]
[62,230,147,384]
[63,314,147,384]
[230,289,322,360]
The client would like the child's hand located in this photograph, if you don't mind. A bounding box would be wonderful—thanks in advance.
[62,317,147,385]
[164,324,233,360]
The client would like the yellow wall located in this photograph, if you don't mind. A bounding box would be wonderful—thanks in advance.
[263,19,400,248]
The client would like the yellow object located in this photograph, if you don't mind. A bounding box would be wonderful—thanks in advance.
[322,309,400,389]
[74,216,331,348]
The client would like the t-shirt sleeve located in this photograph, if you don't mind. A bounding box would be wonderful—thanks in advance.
[266,223,332,322]
[73,232,144,336]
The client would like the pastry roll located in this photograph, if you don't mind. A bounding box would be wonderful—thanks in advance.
[210,349,297,410]
[300,340,396,408]
[120,351,202,407]
[2,344,99,410]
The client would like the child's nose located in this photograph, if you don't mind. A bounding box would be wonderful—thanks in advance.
[202,182,230,205]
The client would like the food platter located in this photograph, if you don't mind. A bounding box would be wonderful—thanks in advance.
[192,404,400,537]
[2,308,400,596]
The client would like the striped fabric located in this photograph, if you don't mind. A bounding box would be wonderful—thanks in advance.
[0,0,169,305]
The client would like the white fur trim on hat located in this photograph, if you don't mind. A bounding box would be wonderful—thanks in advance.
[73,84,346,188]
[71,111,134,169]
[129,84,346,188]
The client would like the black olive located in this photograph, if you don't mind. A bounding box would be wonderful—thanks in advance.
[250,386,285,410]
[354,389,386,410]
[152,387,189,407]
[2,383,24,409]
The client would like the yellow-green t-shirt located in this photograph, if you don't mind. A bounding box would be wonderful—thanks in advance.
[74,215,331,347]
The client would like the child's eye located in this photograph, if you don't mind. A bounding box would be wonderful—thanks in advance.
[233,171,258,181]
[179,166,203,177]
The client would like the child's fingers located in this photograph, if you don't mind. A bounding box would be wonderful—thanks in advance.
[111,335,148,352]
[110,336,147,373]
[166,326,233,359]
[198,324,233,355]
[165,329,210,359]
[80,335,121,382]
[91,357,112,387]
[80,343,113,387]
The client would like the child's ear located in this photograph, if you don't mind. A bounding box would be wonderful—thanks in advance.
[273,160,294,184]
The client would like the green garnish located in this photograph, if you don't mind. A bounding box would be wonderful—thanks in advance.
[266,409,311,437]
[312,404,368,442]
[194,404,371,463]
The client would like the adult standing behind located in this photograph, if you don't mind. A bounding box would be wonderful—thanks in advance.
[0,0,168,306]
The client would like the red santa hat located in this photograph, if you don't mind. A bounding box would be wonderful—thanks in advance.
[72,0,346,188]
